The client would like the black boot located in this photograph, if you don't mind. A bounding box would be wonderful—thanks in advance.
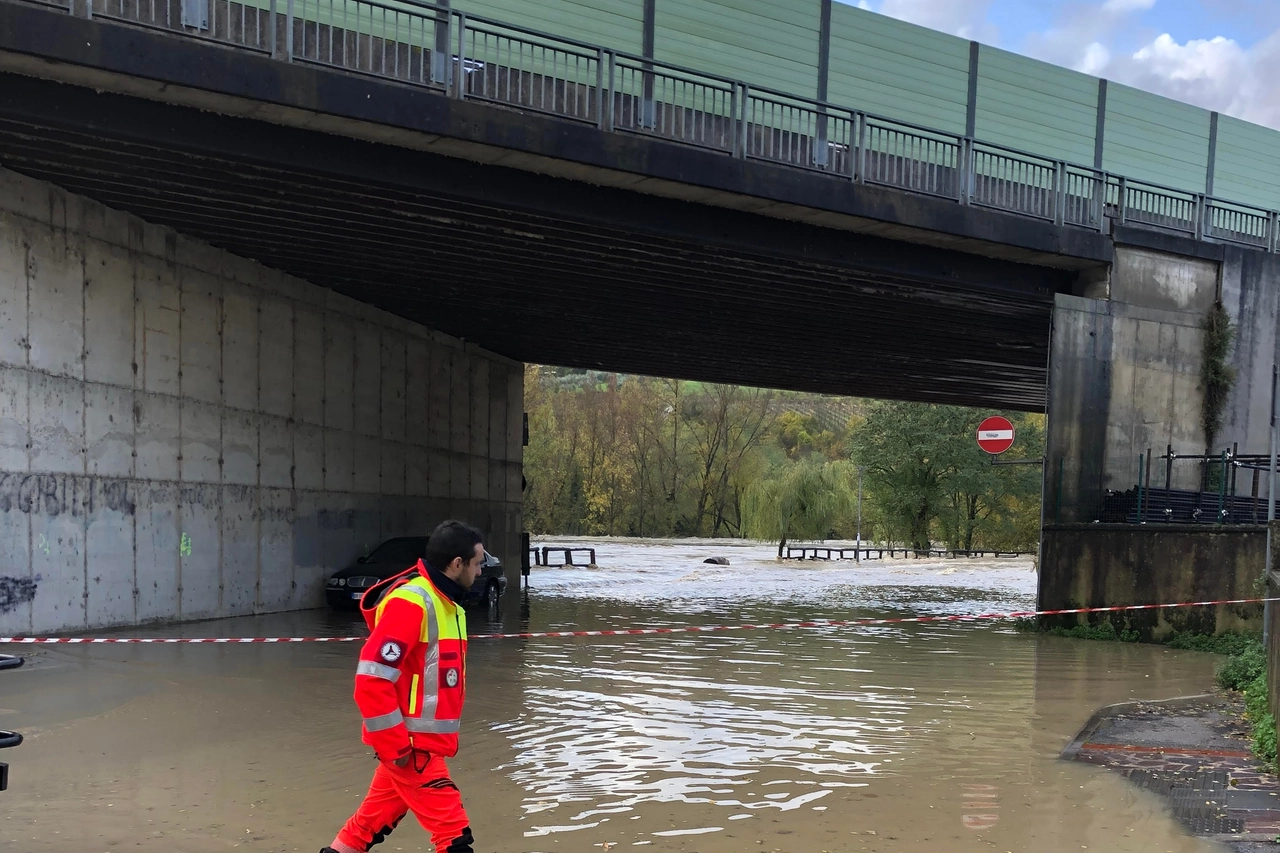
[444,826,475,853]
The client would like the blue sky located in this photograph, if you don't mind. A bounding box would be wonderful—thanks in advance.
[844,0,1280,128]
[985,0,1270,51]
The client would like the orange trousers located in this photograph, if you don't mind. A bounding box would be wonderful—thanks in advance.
[331,753,473,853]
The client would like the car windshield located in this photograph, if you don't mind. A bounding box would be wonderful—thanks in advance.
[365,538,427,566]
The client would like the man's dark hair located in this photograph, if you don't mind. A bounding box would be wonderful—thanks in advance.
[424,520,484,571]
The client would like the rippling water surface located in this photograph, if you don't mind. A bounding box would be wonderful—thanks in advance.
[2,539,1222,852]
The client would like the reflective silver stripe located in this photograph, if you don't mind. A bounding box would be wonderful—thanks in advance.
[356,660,401,683]
[395,584,431,607]
[421,600,440,716]
[393,580,458,735]
[425,594,439,645]
[388,581,441,715]
[405,717,461,734]
[363,709,405,732]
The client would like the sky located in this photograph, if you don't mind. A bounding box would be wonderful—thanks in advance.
[845,0,1280,129]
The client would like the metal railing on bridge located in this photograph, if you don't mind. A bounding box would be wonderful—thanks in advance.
[18,0,1280,252]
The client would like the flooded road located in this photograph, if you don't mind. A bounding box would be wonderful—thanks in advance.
[1,539,1224,852]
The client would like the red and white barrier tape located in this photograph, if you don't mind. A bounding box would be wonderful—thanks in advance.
[0,596,1274,645]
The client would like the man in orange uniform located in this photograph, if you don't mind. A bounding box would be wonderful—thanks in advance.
[320,520,485,853]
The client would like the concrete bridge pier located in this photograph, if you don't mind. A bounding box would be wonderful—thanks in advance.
[0,168,524,636]
[1039,230,1280,636]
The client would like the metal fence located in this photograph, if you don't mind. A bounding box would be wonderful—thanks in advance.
[92,0,276,52]
[17,0,1280,250]
[461,14,603,123]
[743,88,854,175]
[1052,447,1279,525]
[291,0,445,85]
[862,118,960,198]
[612,56,736,150]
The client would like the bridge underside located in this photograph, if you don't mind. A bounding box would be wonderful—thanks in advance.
[0,68,1070,409]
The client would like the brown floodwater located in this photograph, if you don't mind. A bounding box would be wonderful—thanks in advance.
[0,539,1224,852]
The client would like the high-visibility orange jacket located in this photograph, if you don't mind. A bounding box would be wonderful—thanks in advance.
[353,560,467,761]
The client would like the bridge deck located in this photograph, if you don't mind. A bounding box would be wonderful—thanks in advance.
[0,0,1168,409]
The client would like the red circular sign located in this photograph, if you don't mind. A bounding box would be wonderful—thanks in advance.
[977,416,1015,455]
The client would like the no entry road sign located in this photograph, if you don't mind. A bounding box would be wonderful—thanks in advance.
[977,416,1015,455]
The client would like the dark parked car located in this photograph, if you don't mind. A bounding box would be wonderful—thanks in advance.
[325,536,507,611]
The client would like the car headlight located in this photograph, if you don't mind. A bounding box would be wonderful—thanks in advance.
[338,578,346,587]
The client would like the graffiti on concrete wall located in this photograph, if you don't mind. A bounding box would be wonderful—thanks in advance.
[318,509,357,530]
[0,474,135,517]
[0,575,39,616]
[254,504,296,524]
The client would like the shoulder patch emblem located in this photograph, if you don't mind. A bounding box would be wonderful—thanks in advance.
[379,641,404,663]
[444,667,460,688]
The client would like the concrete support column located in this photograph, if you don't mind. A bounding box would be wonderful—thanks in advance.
[1041,238,1280,633]
[1045,245,1221,525]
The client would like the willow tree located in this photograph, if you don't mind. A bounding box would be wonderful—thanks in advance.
[743,459,855,558]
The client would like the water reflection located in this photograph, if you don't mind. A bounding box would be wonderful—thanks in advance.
[2,539,1222,852]
[484,539,1219,850]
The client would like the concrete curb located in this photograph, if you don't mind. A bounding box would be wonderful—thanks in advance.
[1059,693,1220,760]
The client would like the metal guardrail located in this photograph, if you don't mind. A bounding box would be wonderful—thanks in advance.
[19,0,1280,252]
[0,653,22,792]
[529,546,597,567]
[784,546,1032,560]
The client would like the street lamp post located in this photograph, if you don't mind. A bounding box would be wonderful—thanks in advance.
[855,461,865,560]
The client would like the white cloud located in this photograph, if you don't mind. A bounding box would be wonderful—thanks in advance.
[871,0,999,42]
[1024,1,1280,129]
[1100,0,1155,13]
[1104,31,1280,129]
[1025,2,1141,72]
[855,0,1280,131]
[1077,41,1111,75]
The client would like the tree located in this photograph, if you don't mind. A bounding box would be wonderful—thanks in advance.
[938,414,1044,551]
[773,411,844,460]
[683,384,777,536]
[850,403,960,550]
[849,401,1043,552]
[523,367,1041,550]
[743,459,855,557]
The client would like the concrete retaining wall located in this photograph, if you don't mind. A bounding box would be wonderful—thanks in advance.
[0,168,523,634]
[1039,524,1264,637]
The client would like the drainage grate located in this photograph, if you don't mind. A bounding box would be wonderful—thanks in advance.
[1123,767,1242,835]
[1174,811,1244,835]
[1168,790,1225,811]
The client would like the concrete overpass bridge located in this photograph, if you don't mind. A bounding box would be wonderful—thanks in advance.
[0,0,1278,635]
